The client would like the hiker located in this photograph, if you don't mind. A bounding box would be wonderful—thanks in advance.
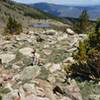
[32,49,38,65]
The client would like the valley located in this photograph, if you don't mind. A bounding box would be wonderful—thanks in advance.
[30,2,100,20]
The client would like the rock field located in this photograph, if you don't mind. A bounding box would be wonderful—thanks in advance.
[0,27,99,100]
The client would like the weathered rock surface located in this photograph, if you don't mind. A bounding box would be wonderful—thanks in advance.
[66,28,75,35]
[49,63,61,73]
[19,47,33,57]
[64,79,83,100]
[20,66,40,81]
[0,53,16,63]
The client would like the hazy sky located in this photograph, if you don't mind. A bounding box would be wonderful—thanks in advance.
[14,0,100,5]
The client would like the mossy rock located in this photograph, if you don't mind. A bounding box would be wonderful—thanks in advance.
[77,82,100,100]
[37,67,50,80]
[0,87,10,94]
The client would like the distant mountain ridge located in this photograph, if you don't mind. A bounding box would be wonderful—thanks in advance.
[30,2,100,20]
[0,1,64,29]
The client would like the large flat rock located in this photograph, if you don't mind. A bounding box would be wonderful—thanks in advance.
[0,53,16,63]
[20,66,40,81]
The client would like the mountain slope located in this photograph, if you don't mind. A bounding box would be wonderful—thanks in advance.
[30,2,100,20]
[0,0,64,29]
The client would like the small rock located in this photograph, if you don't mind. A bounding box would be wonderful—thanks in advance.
[34,79,57,100]
[3,90,19,100]
[49,63,61,73]
[25,94,50,100]
[45,29,57,35]
[63,57,74,63]
[23,83,36,94]
[16,33,27,41]
[64,79,82,100]
[12,64,20,70]
[48,75,56,84]
[12,74,20,81]
[89,94,100,100]
[19,47,34,57]
[60,96,71,100]
[2,74,13,81]
[66,28,75,35]
[36,97,50,100]
[57,34,68,41]
[43,44,50,49]
[36,87,45,97]
[43,49,52,55]
[5,83,13,91]
[66,47,77,53]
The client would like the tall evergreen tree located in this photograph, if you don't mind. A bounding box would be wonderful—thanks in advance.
[74,10,89,33]
[89,19,100,50]
[79,10,89,33]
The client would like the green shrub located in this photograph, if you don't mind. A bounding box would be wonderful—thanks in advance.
[67,19,100,81]
[4,16,22,35]
[73,41,88,63]
[69,50,100,81]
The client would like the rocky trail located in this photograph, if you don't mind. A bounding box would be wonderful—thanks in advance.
[0,27,99,100]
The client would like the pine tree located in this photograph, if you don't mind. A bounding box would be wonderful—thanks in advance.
[79,10,89,33]
[74,10,89,33]
[89,19,100,50]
